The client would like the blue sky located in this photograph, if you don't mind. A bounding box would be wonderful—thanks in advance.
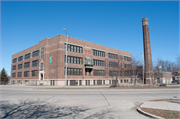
[1,1,179,75]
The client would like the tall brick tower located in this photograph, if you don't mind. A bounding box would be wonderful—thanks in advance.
[142,17,153,84]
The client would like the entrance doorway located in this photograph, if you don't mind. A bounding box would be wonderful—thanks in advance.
[41,73,43,81]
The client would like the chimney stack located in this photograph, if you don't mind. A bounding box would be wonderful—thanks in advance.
[142,17,153,84]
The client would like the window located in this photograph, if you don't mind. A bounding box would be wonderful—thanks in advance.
[109,62,119,68]
[32,50,39,57]
[93,70,105,76]
[65,68,83,76]
[125,64,132,68]
[13,58,17,63]
[93,59,105,67]
[24,62,30,68]
[97,80,102,85]
[86,80,90,85]
[124,56,132,62]
[40,62,44,69]
[41,47,44,59]
[18,64,22,69]
[17,72,22,77]
[92,49,105,57]
[65,56,82,64]
[12,65,16,70]
[24,71,29,77]
[108,53,118,59]
[71,57,73,63]
[32,70,38,77]
[124,70,133,76]
[119,55,123,60]
[77,47,79,53]
[25,53,31,60]
[12,73,16,78]
[109,70,119,76]
[32,60,38,67]
[18,56,23,62]
[64,43,83,53]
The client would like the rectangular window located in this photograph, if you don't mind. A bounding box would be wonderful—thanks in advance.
[93,70,105,76]
[32,60,38,67]
[40,62,44,69]
[108,53,118,59]
[32,70,38,77]
[41,47,44,59]
[68,44,70,51]
[17,72,22,77]
[25,53,31,60]
[74,46,76,52]
[80,58,82,64]
[79,69,82,75]
[33,50,39,57]
[12,65,16,70]
[74,57,76,64]
[24,71,29,77]
[77,47,79,53]
[24,62,30,68]
[65,43,82,53]
[74,69,76,75]
[12,73,16,78]
[68,68,70,75]
[68,56,70,63]
[71,57,73,63]
[77,57,79,64]
[80,47,82,53]
[18,64,22,69]
[76,69,79,75]
[13,58,17,63]
[70,69,73,75]
[92,49,105,57]
[93,59,105,67]
[18,56,23,62]
[70,45,73,52]
[66,68,82,76]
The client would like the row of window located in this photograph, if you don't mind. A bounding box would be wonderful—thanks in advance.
[12,60,39,70]
[124,56,132,62]
[124,64,132,68]
[64,43,83,53]
[93,70,106,76]
[108,53,118,59]
[93,59,105,67]
[64,56,83,64]
[12,70,38,78]
[13,47,44,64]
[109,62,119,68]
[65,68,83,76]
[92,49,105,57]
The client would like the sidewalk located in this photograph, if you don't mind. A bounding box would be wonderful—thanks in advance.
[141,100,180,111]
[138,99,180,119]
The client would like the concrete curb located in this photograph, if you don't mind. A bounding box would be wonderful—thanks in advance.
[137,107,165,119]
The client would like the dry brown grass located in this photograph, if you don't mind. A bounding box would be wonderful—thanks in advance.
[141,107,180,119]
[110,84,159,88]
[149,99,180,102]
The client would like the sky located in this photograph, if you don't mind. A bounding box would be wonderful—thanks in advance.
[0,1,179,75]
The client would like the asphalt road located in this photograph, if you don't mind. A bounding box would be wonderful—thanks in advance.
[0,86,179,119]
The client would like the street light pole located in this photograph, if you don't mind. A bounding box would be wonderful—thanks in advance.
[141,53,144,84]
[63,29,68,87]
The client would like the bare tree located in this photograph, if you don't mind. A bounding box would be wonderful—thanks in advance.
[109,59,121,86]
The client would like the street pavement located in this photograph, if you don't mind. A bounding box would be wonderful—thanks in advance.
[0,86,179,119]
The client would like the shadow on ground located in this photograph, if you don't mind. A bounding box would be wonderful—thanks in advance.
[0,100,115,119]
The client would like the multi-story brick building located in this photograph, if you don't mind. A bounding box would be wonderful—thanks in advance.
[10,34,133,86]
